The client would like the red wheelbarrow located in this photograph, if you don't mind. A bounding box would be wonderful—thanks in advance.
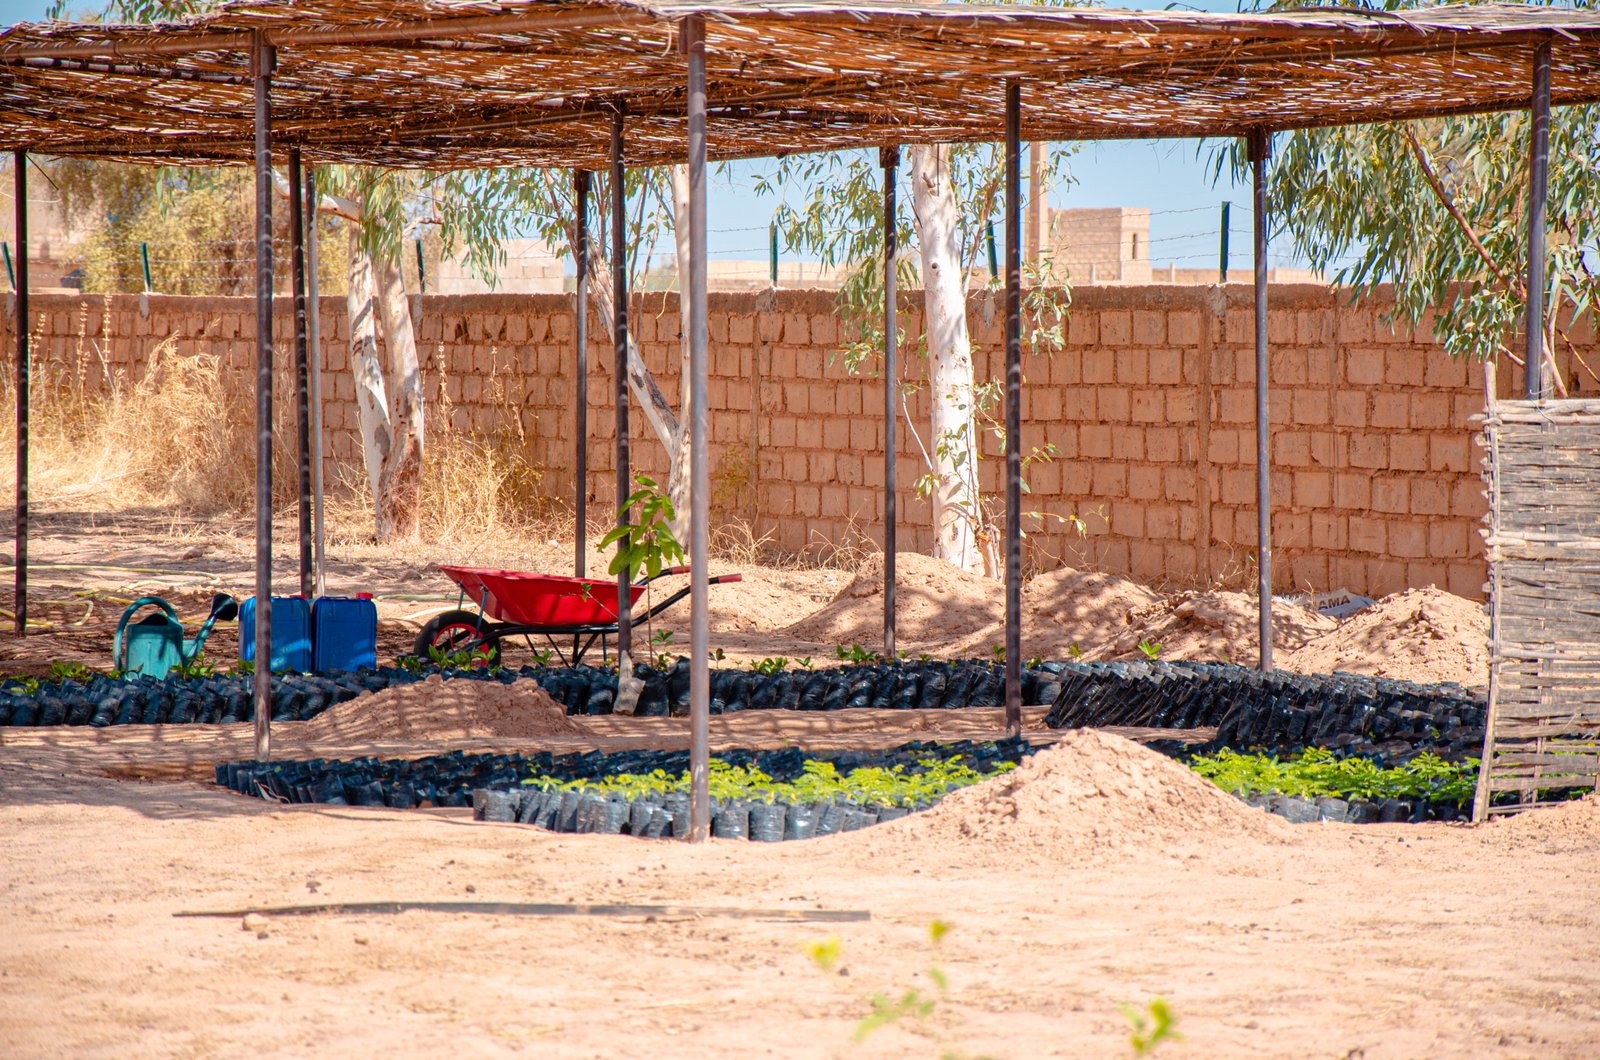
[416,564,742,667]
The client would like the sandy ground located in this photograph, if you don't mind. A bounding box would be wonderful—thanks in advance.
[3,725,1600,1058]
[0,503,1587,1057]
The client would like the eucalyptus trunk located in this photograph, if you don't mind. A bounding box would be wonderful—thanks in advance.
[909,143,984,574]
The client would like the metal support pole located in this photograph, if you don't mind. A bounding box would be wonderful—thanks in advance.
[684,14,711,842]
[1526,38,1552,401]
[415,238,426,295]
[610,108,631,661]
[1003,82,1023,735]
[12,151,27,636]
[288,147,312,599]
[575,169,591,577]
[1250,129,1274,673]
[139,242,152,292]
[881,144,899,660]
[252,35,275,759]
[306,165,326,597]
[1219,201,1231,284]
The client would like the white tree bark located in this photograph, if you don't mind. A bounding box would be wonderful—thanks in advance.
[666,164,694,544]
[347,227,391,508]
[375,251,424,539]
[342,190,427,543]
[909,144,984,573]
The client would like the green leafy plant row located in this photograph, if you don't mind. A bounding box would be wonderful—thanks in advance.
[1186,747,1478,808]
[520,755,1016,809]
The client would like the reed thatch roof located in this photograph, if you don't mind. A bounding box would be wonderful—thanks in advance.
[0,0,1596,168]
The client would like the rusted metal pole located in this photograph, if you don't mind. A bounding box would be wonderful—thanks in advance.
[610,108,631,662]
[1525,38,1552,401]
[252,34,275,759]
[684,14,711,843]
[881,144,898,660]
[305,164,326,598]
[574,169,590,577]
[12,151,27,636]
[1250,128,1274,673]
[288,147,312,599]
[1003,82,1023,735]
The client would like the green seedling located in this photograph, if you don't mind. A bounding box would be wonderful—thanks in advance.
[750,656,789,675]
[795,656,814,670]
[47,661,95,683]
[836,643,881,665]
[1067,642,1084,660]
[1137,639,1163,661]
[1121,998,1180,1057]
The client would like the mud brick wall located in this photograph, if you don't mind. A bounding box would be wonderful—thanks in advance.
[8,284,1586,601]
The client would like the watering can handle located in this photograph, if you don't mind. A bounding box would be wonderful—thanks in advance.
[113,597,180,673]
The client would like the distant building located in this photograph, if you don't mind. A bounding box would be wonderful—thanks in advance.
[435,238,564,295]
[1041,206,1320,286]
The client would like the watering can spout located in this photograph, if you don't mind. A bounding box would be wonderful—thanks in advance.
[184,593,238,662]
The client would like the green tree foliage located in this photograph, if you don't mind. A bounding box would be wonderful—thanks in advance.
[1227,0,1600,385]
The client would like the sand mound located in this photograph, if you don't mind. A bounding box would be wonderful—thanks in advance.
[1281,587,1487,687]
[704,568,852,634]
[1019,567,1161,657]
[1489,795,1600,848]
[784,552,1002,648]
[848,729,1291,864]
[1101,590,1335,664]
[297,675,589,741]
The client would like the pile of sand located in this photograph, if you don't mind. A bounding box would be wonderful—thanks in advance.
[784,552,1002,649]
[296,675,590,741]
[1281,587,1487,687]
[1489,795,1600,849]
[849,729,1291,863]
[1099,590,1336,664]
[704,568,852,634]
[1018,567,1161,658]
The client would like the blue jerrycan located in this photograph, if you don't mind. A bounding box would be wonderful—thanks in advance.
[113,593,238,679]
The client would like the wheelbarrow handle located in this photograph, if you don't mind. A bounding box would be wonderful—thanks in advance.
[708,574,743,584]
[636,565,690,586]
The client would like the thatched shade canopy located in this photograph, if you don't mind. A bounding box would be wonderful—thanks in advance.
[0,0,1596,168]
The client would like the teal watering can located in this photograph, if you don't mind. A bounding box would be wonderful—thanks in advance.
[113,594,238,679]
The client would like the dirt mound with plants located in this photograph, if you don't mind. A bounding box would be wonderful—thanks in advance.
[1019,567,1161,658]
[1281,587,1488,687]
[784,552,1002,649]
[851,729,1291,864]
[297,675,589,742]
[1098,590,1336,664]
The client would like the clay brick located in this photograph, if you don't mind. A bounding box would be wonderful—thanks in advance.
[1446,560,1486,601]
[1369,392,1408,429]
[1164,543,1198,580]
[728,314,755,345]
[1423,352,1467,388]
[1451,478,1486,518]
[1165,389,1198,423]
[1080,425,1112,459]
[1131,392,1164,423]
[1346,347,1384,386]
[1295,470,1332,509]
[1082,349,1115,384]
[1388,521,1427,558]
[1220,468,1254,506]
[1169,311,1201,346]
[1146,349,1182,386]
[1384,348,1426,387]
[783,313,810,345]
[1430,435,1470,473]
[1100,311,1132,345]
[1348,516,1387,554]
[1092,462,1127,498]
[1132,310,1166,346]
[1111,501,1146,537]
[1410,478,1448,516]
[1372,478,1409,514]
[1067,313,1098,346]
[1217,388,1252,424]
[1128,466,1162,500]
[1410,392,1451,430]
[1291,390,1330,426]
[1097,389,1131,422]
[1209,428,1240,464]
[1162,467,1196,502]
[1311,512,1346,551]
[1349,435,1387,468]
[1274,431,1311,468]
[1112,427,1146,462]
[1427,521,1468,559]
[1333,390,1367,427]
[1145,427,1180,463]
[1115,349,1149,385]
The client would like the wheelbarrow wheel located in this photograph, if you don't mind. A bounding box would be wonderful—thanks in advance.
[414,610,502,668]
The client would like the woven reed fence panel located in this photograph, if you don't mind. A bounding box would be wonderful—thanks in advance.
[1475,399,1600,819]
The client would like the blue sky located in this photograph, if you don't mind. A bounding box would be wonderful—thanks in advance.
[0,0,1317,271]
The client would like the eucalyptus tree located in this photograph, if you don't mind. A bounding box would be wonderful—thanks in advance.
[1229,0,1600,389]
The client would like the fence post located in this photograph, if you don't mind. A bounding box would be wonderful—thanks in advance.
[1219,201,1231,283]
